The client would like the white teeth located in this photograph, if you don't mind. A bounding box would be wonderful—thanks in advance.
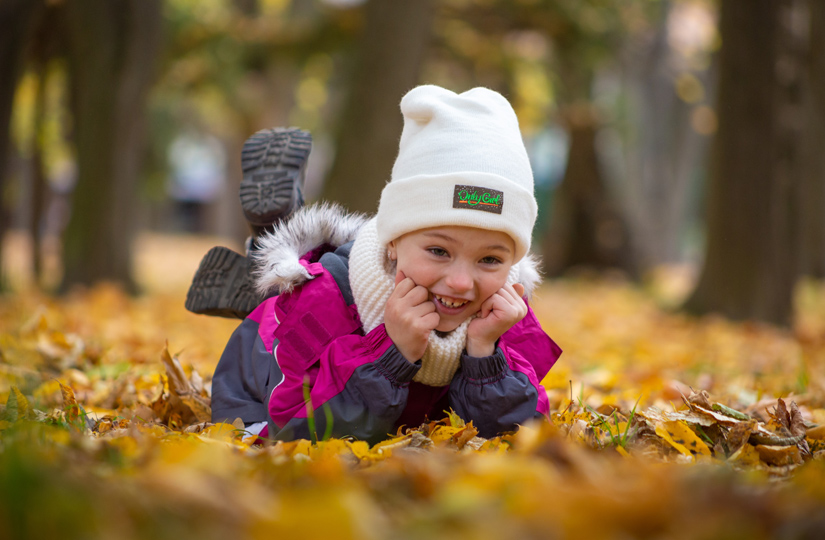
[435,294,468,308]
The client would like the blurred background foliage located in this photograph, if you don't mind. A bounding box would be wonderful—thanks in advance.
[1,0,823,327]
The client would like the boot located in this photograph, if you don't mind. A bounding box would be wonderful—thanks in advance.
[185,127,311,318]
[240,127,312,247]
[184,246,260,319]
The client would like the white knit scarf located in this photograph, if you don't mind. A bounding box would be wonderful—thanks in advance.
[349,218,518,387]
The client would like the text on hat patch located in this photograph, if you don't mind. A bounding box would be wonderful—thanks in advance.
[453,185,504,215]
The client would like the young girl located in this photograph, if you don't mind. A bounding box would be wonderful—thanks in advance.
[210,85,562,444]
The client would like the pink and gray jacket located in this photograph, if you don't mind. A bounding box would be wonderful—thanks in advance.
[211,205,562,444]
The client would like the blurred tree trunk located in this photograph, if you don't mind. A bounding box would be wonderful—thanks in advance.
[685,0,804,326]
[0,0,44,289]
[61,0,162,291]
[322,0,434,213]
[621,4,715,269]
[542,69,637,277]
[543,106,636,277]
[30,67,48,285]
[800,0,825,277]
[28,4,64,288]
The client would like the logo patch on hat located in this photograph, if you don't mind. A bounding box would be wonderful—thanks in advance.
[453,185,503,214]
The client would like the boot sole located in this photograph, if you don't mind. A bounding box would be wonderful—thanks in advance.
[185,246,261,319]
[239,127,311,228]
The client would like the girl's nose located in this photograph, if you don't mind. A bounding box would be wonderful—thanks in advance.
[445,265,473,293]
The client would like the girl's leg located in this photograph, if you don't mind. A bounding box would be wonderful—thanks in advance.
[185,127,311,319]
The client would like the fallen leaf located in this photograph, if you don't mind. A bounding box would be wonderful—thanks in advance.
[806,425,825,440]
[688,390,712,409]
[452,422,479,450]
[59,381,81,424]
[755,444,803,466]
[726,420,757,454]
[728,443,762,467]
[159,345,211,424]
[655,421,711,459]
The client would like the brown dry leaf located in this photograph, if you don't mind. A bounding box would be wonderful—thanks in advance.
[451,422,479,449]
[96,418,114,434]
[59,381,81,424]
[755,444,803,467]
[771,399,811,456]
[687,390,712,410]
[160,344,191,395]
[179,394,212,423]
[726,420,757,454]
[806,425,825,440]
[774,399,792,434]
[786,401,807,438]
[159,345,211,423]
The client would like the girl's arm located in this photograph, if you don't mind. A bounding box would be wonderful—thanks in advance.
[269,323,421,445]
[448,304,561,438]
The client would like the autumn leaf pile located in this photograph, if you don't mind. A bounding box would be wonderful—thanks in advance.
[3,273,825,539]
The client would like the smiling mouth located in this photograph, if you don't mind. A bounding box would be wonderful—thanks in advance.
[433,294,470,309]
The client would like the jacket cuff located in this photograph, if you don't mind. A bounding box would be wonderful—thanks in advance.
[375,345,421,385]
[460,347,508,383]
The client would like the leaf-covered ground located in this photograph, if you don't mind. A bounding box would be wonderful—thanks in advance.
[2,238,825,539]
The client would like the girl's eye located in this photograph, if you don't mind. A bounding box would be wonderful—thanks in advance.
[428,247,449,257]
[480,256,502,265]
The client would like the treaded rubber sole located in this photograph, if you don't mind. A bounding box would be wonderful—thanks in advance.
[239,127,311,228]
[185,246,261,319]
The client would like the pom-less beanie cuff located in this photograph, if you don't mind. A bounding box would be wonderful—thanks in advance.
[376,172,537,262]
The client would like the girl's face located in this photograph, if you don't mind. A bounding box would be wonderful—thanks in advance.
[388,226,516,332]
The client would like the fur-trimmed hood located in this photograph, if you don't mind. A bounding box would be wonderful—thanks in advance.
[252,203,543,297]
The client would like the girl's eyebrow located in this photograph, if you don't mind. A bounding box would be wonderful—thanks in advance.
[422,232,511,253]
[422,232,456,242]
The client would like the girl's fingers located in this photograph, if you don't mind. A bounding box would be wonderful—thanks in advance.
[501,283,526,307]
[391,277,417,299]
[479,294,498,319]
[394,270,407,286]
[421,311,441,330]
[404,284,430,305]
[409,300,436,317]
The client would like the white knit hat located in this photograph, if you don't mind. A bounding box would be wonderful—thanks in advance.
[376,85,537,262]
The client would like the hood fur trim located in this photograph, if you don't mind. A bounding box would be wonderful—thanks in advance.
[517,253,542,299]
[251,202,543,297]
[252,203,368,295]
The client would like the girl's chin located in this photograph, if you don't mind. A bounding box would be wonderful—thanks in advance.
[435,316,466,333]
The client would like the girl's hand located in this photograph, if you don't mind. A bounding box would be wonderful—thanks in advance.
[384,270,440,362]
[466,283,527,357]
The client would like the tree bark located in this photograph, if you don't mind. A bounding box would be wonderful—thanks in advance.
[684,0,803,326]
[321,0,434,214]
[61,0,162,291]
